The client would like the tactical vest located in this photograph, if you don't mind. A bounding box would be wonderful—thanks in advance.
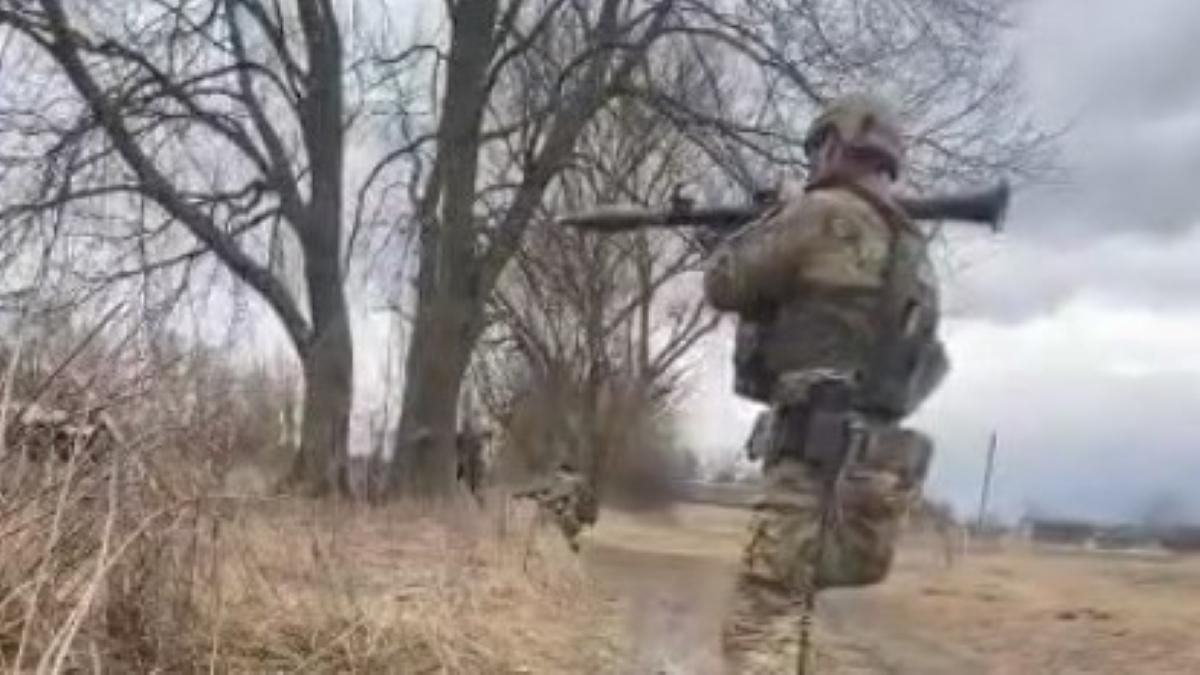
[732,187,946,418]
[861,210,947,417]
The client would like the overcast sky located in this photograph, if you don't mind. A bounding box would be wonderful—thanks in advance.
[684,0,1200,525]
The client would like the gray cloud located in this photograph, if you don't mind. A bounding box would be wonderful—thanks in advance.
[926,0,1200,322]
[939,227,1200,323]
[918,357,1200,524]
[1019,0,1200,123]
[1009,0,1200,242]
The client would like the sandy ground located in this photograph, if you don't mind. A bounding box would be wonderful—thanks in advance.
[585,503,1200,674]
[586,506,745,674]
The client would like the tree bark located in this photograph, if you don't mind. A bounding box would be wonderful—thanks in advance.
[276,0,353,497]
[391,301,472,498]
[287,308,353,496]
[387,0,498,499]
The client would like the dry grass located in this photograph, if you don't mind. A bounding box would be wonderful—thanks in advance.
[202,496,627,674]
[590,502,1200,674]
[865,542,1200,673]
[0,448,626,674]
[590,504,748,561]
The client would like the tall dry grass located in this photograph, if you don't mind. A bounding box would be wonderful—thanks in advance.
[0,443,625,673]
[0,440,204,672]
[0,311,624,673]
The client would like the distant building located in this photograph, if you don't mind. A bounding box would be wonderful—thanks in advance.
[1159,526,1200,553]
[1093,525,1155,551]
[1022,518,1097,546]
[1020,517,1200,553]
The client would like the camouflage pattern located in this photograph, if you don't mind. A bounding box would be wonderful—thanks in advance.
[518,467,597,552]
[704,187,895,311]
[704,97,944,669]
[804,93,906,177]
[455,427,486,499]
[737,426,931,590]
[1,402,120,463]
[704,178,935,588]
[723,429,931,672]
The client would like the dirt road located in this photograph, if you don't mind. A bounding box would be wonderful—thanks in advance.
[584,504,977,674]
[585,507,742,674]
[586,504,1200,675]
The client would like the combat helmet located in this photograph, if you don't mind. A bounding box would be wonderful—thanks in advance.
[804,93,905,177]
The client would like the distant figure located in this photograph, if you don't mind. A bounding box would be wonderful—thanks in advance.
[2,402,119,464]
[933,510,966,568]
[455,423,489,502]
[516,461,597,552]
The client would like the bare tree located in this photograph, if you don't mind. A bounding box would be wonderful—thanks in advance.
[376,0,682,496]
[480,95,718,501]
[0,1,355,495]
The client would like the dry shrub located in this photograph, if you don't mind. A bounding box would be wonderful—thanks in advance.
[598,396,697,512]
[496,377,697,513]
[0,442,209,672]
[204,498,625,674]
[0,311,623,673]
[0,445,625,673]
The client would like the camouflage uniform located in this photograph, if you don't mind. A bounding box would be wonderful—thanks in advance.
[2,402,120,464]
[705,95,944,671]
[455,426,486,500]
[522,466,597,552]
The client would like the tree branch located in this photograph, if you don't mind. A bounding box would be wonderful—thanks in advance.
[32,0,311,348]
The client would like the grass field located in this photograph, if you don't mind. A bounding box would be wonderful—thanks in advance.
[1,479,627,674]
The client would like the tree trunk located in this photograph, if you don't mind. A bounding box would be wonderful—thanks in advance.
[282,245,354,496]
[286,319,353,497]
[580,373,605,503]
[390,293,473,498]
[385,0,498,500]
[283,2,351,498]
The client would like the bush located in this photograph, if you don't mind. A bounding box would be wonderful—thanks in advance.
[495,376,696,512]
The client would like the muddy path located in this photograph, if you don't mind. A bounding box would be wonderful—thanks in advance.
[583,505,991,675]
[587,542,734,674]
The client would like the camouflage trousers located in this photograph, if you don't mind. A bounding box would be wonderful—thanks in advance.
[722,458,918,673]
[548,504,585,551]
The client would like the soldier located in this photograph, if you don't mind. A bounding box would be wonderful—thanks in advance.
[517,460,597,552]
[455,421,491,503]
[705,94,943,671]
[3,402,120,464]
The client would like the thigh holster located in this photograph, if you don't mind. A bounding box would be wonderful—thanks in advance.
[748,370,933,491]
[755,371,858,480]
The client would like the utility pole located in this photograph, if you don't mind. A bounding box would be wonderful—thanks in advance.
[976,431,998,532]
